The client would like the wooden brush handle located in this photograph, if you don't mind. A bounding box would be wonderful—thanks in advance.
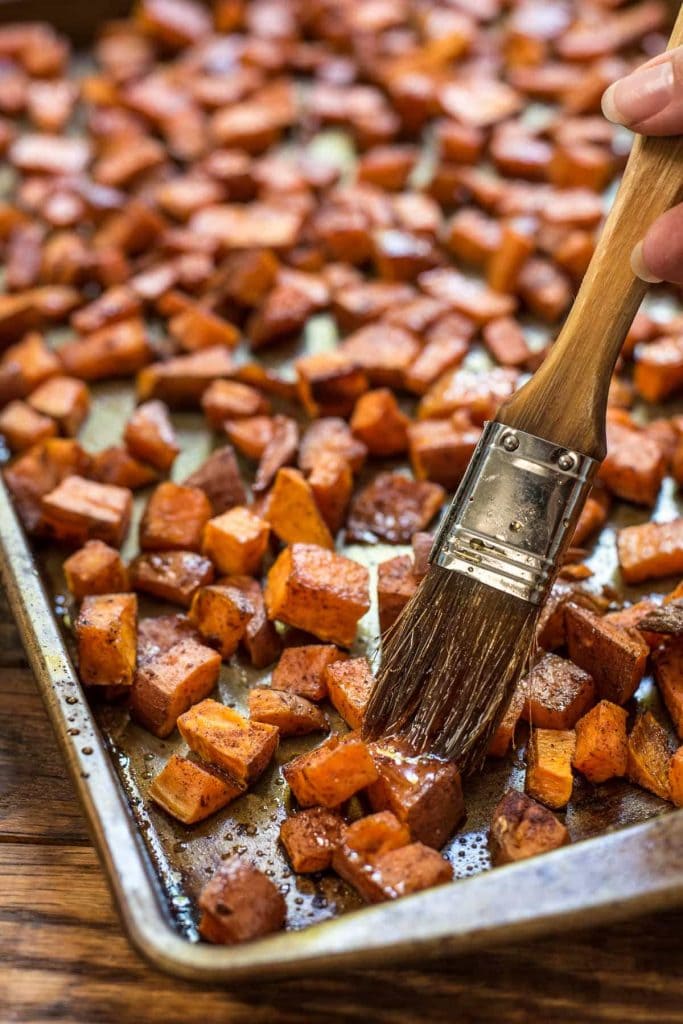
[498,6,683,460]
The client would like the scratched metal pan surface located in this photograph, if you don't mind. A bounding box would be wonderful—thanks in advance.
[1,0,683,985]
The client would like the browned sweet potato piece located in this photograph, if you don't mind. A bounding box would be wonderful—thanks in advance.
[444,208,501,267]
[521,653,596,729]
[136,0,211,47]
[350,389,409,457]
[324,657,373,730]
[226,575,281,669]
[130,551,214,607]
[201,380,270,426]
[76,593,137,687]
[265,544,370,647]
[336,833,452,903]
[178,698,278,785]
[218,248,279,307]
[148,755,243,825]
[253,414,299,494]
[170,304,240,352]
[190,201,303,250]
[10,134,91,176]
[308,453,353,536]
[71,286,141,336]
[572,700,628,784]
[0,332,60,396]
[64,540,129,599]
[419,366,518,423]
[202,506,270,575]
[340,324,419,390]
[279,807,344,872]
[248,688,327,737]
[404,320,471,396]
[525,728,575,809]
[347,472,444,544]
[627,712,672,801]
[652,641,683,740]
[572,489,610,545]
[372,229,440,282]
[4,438,90,533]
[271,644,347,702]
[123,400,179,471]
[248,281,317,349]
[224,416,274,460]
[264,468,333,549]
[518,258,572,322]
[408,419,481,490]
[198,857,285,945]
[189,583,254,659]
[668,745,683,806]
[136,346,235,406]
[140,481,212,552]
[299,418,367,475]
[565,603,647,705]
[131,637,220,738]
[27,376,90,437]
[377,555,418,633]
[482,317,531,368]
[331,811,411,899]
[617,519,683,585]
[419,268,516,324]
[633,335,683,403]
[333,282,415,332]
[137,613,199,664]
[296,352,369,418]
[42,475,132,547]
[488,684,526,757]
[604,599,662,649]
[58,319,152,380]
[183,446,246,515]
[598,418,666,507]
[0,400,56,451]
[489,790,569,866]
[284,732,378,807]
[488,220,536,295]
[90,447,158,489]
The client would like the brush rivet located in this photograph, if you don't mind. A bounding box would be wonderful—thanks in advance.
[501,432,519,452]
[558,452,576,471]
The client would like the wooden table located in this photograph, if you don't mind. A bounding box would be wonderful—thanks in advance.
[2,602,683,1024]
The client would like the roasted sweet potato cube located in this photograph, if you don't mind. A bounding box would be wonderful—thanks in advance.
[405,326,470,397]
[0,400,56,451]
[283,733,378,807]
[248,282,317,349]
[565,603,647,705]
[71,286,141,336]
[487,222,536,295]
[136,346,235,406]
[488,684,526,757]
[191,201,303,250]
[170,304,240,353]
[189,583,254,659]
[489,790,569,866]
[4,438,90,533]
[350,389,409,457]
[76,593,137,688]
[1,331,60,396]
[573,490,610,546]
[64,540,129,599]
[123,400,179,471]
[130,551,214,607]
[367,743,465,848]
[27,376,90,437]
[58,319,151,381]
[670,747,683,807]
[184,446,247,516]
[137,613,199,665]
[253,414,299,495]
[131,637,221,738]
[299,418,367,475]
[226,576,281,669]
[148,755,242,825]
[295,351,369,418]
[653,641,683,740]
[198,857,285,945]
[201,380,270,427]
[521,653,596,730]
[308,453,353,536]
[526,728,575,809]
[617,519,683,585]
[331,811,410,900]
[265,544,370,647]
[202,506,270,576]
[325,658,373,730]
[248,688,327,737]
[408,419,481,489]
[10,134,91,176]
[264,468,333,550]
[90,447,158,489]
[347,472,444,544]
[634,335,683,403]
[271,644,347,702]
[419,268,516,325]
[444,208,502,267]
[42,475,132,547]
[572,700,628,784]
[418,366,518,423]
[627,712,672,801]
[482,316,531,367]
[340,324,419,391]
[279,807,344,873]
[339,837,452,903]
[598,419,666,507]
[518,258,572,322]
[178,699,278,785]
[140,482,212,552]
[377,555,418,633]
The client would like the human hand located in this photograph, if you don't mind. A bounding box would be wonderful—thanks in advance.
[602,46,683,287]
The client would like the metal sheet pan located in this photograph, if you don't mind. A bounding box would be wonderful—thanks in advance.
[1,0,682,983]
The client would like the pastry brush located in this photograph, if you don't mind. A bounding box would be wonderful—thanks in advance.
[363,9,683,774]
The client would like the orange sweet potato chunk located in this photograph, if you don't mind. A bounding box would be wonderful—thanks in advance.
[299,418,367,475]
[4,438,91,533]
[565,603,647,705]
[653,640,683,740]
[0,400,56,451]
[253,414,299,495]
[350,389,409,456]
[279,807,345,872]
[76,593,137,688]
[26,375,90,437]
[136,346,235,406]
[201,379,270,426]
[1,331,60,396]
[283,733,378,807]
[572,700,628,784]
[633,335,683,403]
[377,554,418,633]
[64,540,129,599]
[248,687,328,737]
[189,583,254,659]
[264,468,333,550]
[202,506,270,575]
[199,857,286,945]
[488,683,526,758]
[271,644,347,702]
[226,575,281,669]
[178,699,278,786]
[341,324,419,390]
[336,832,452,903]
[617,519,683,585]
[489,790,569,866]
[58,319,152,381]
[140,481,212,552]
[347,472,444,544]
[129,551,214,607]
[265,544,370,648]
[131,637,221,738]
[525,728,575,809]
[408,419,481,489]
[418,366,518,423]
[295,351,369,418]
[42,475,132,547]
[572,489,610,546]
[123,400,179,471]
[148,754,243,825]
[627,712,673,802]
[184,446,247,516]
[325,657,374,730]
[308,453,353,535]
[598,418,666,507]
[90,447,159,489]
[521,653,596,730]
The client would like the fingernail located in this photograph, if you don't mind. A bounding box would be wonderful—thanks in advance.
[601,59,675,126]
[631,241,662,284]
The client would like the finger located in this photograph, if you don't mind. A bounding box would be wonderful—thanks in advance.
[602,45,683,135]
[631,204,683,287]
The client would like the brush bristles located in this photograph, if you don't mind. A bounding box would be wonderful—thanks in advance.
[363,566,540,775]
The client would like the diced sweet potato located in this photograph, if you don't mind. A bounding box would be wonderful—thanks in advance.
[336,835,452,903]
[572,700,628,784]
[4,438,91,533]
[482,316,531,367]
[0,331,60,396]
[0,400,56,451]
[488,683,526,757]
[445,208,501,267]
[652,641,683,740]
[137,613,199,665]
[90,447,159,489]
[131,637,221,738]
[284,732,378,807]
[148,754,242,825]
[325,657,373,730]
[178,698,278,785]
[279,807,344,873]
[419,268,516,325]
[299,418,367,475]
[190,201,303,250]
[265,544,370,647]
[418,366,518,423]
[565,603,647,705]
[487,220,536,295]
[404,321,471,396]
[604,599,662,649]
[627,712,672,801]
[633,335,683,403]
[377,555,418,633]
[198,857,285,945]
[350,389,409,457]
[248,687,327,737]
[64,540,129,599]
[71,286,141,336]
[253,414,299,494]
[489,790,569,866]
[42,475,132,547]
[170,303,240,352]
[202,506,270,575]
[123,400,179,471]
[347,472,444,544]
[226,575,281,669]
[58,319,151,381]
[333,282,415,332]
[189,583,254,659]
[271,644,347,702]
[136,346,235,406]
[264,468,333,550]
[598,418,666,507]
[408,419,481,489]
[525,728,575,809]
[308,453,353,536]
[184,446,246,515]
[670,747,683,807]
[140,481,212,552]
[130,551,214,607]
[201,380,270,427]
[572,489,610,546]
[522,653,595,730]
[331,811,410,900]
[295,351,369,418]
[341,324,419,390]
[76,593,137,687]
[617,519,683,585]
[27,376,90,437]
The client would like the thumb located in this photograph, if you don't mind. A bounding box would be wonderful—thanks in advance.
[602,45,683,136]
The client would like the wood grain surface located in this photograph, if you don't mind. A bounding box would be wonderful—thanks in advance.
[2,594,683,1023]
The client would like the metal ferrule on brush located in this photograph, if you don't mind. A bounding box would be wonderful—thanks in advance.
[430,421,598,606]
